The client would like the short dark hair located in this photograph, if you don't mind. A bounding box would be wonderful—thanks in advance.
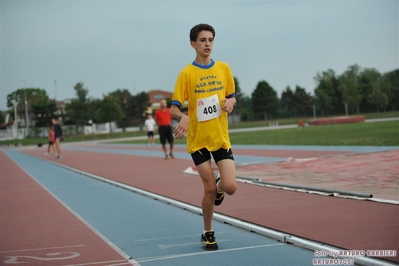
[189,24,215,42]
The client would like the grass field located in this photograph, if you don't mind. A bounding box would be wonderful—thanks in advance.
[229,120,399,146]
[1,118,398,147]
[117,120,399,146]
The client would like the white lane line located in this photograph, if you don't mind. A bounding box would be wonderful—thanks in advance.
[63,259,138,266]
[133,232,226,242]
[0,245,85,254]
[5,151,138,266]
[136,243,285,263]
[157,239,231,249]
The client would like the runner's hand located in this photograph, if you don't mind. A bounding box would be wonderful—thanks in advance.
[221,98,236,113]
[174,115,189,139]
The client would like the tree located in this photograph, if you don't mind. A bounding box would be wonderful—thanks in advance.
[65,82,90,128]
[109,89,133,127]
[239,95,252,121]
[128,91,150,125]
[7,88,50,128]
[314,69,341,115]
[0,111,6,128]
[98,95,124,132]
[339,65,363,114]
[368,86,388,113]
[87,98,103,124]
[382,69,399,111]
[251,80,279,120]
[293,85,313,117]
[232,76,244,122]
[314,88,333,116]
[358,68,382,112]
[31,98,57,127]
[280,86,295,117]
[6,88,44,108]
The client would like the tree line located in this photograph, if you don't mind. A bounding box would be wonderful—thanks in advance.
[3,64,398,130]
[4,82,149,129]
[240,64,398,121]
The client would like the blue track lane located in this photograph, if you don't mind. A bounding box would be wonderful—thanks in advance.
[6,150,316,265]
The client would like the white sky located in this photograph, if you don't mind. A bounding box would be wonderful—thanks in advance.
[1,0,398,110]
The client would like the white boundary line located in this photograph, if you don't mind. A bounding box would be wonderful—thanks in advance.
[21,152,398,266]
[184,166,399,204]
[134,243,285,263]
[5,151,139,266]
[0,245,86,254]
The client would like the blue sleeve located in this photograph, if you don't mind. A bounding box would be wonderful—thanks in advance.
[171,100,182,108]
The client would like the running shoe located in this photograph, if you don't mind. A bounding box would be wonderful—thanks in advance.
[214,173,225,206]
[200,231,218,250]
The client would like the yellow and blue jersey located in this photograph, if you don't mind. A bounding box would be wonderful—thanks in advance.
[172,59,235,154]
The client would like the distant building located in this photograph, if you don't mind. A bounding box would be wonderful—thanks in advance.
[146,90,173,114]
[148,90,172,105]
[56,99,69,116]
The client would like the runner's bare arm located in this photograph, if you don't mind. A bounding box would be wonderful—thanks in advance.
[171,105,188,139]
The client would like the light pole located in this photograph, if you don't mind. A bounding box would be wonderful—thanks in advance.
[13,100,18,139]
[24,80,29,137]
[54,80,57,101]
[54,80,58,115]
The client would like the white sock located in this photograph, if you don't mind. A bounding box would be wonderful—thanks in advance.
[216,180,222,191]
[203,229,213,234]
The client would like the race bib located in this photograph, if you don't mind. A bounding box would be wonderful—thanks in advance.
[197,94,222,122]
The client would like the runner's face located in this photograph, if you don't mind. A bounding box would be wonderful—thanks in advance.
[191,30,213,56]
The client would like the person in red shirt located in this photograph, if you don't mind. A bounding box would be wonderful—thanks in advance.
[155,100,175,159]
[45,125,55,156]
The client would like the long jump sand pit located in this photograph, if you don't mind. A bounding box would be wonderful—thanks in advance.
[235,149,399,201]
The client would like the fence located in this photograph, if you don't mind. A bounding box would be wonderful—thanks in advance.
[0,122,142,141]
[0,128,28,141]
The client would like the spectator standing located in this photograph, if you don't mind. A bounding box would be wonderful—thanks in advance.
[155,100,174,159]
[51,118,63,160]
[45,125,56,156]
[144,114,156,146]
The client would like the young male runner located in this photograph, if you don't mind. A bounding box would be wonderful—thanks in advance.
[170,23,237,250]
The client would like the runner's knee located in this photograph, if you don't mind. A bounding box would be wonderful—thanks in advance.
[223,182,237,195]
[204,185,217,198]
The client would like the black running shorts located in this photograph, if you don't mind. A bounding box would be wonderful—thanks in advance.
[191,148,234,166]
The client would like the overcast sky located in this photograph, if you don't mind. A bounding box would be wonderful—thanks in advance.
[1,0,398,110]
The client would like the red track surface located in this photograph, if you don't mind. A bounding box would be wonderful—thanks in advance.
[0,151,130,266]
[82,144,353,159]
[21,147,399,264]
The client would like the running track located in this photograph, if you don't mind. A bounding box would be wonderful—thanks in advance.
[1,142,398,266]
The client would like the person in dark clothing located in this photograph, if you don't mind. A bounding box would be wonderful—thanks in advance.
[51,118,63,159]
